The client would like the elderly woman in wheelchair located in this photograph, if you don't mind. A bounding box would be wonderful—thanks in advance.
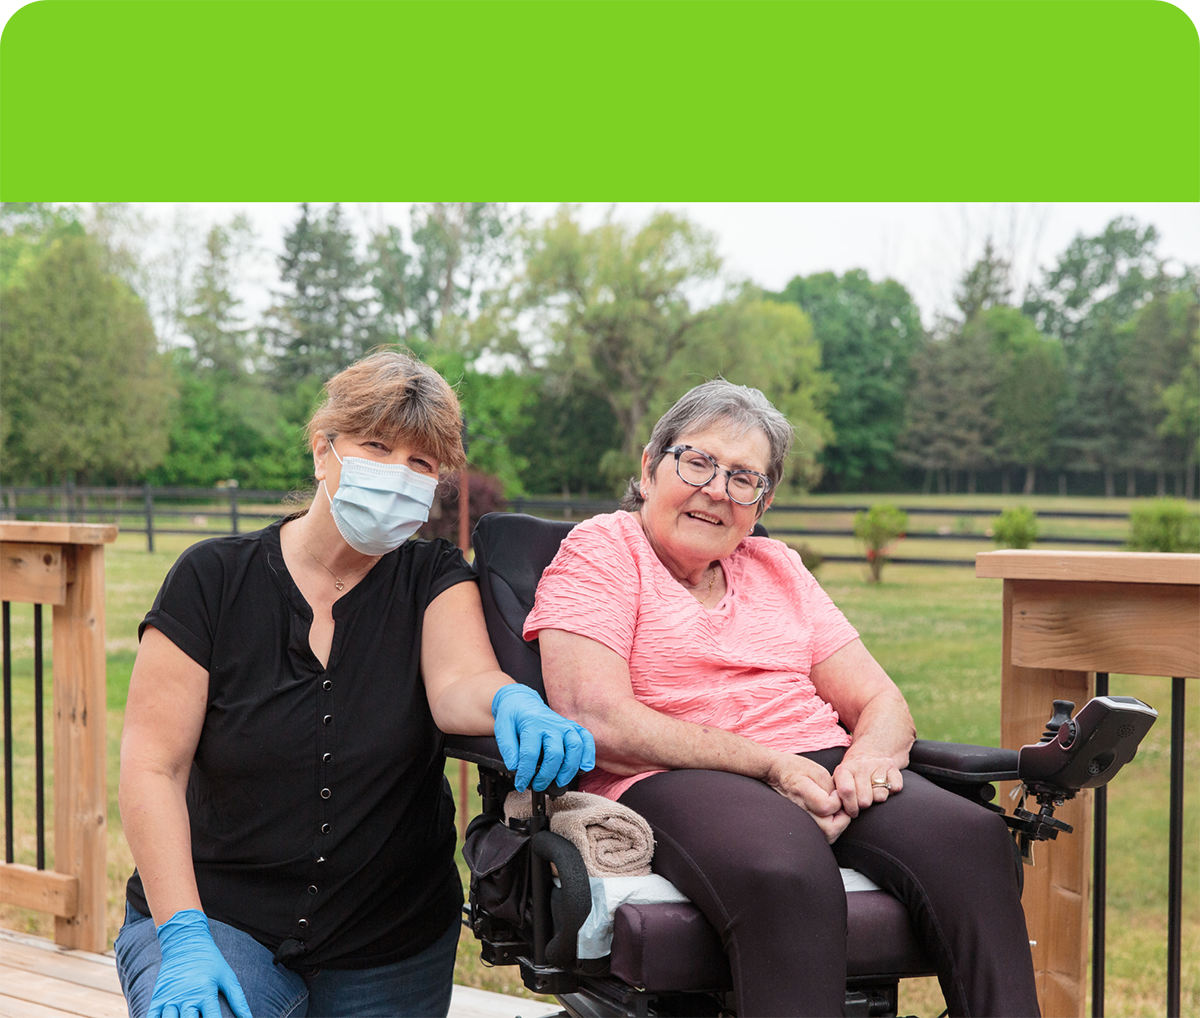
[457,379,1155,1017]
[520,380,1040,1018]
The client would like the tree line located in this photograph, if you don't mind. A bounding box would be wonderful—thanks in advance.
[1,203,1196,500]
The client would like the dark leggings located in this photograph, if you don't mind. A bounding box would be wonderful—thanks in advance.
[619,748,1040,1018]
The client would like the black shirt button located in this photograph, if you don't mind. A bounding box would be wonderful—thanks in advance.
[298,919,309,928]
[323,680,332,691]
[308,885,319,895]
[321,823,331,834]
[323,714,333,725]
[320,788,331,799]
[322,753,332,763]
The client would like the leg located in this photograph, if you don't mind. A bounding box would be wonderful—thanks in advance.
[115,903,309,1018]
[620,769,847,1018]
[302,917,459,1018]
[832,768,1040,1018]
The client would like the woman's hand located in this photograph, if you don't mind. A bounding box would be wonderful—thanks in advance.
[491,683,596,792]
[765,753,851,843]
[810,639,916,818]
[832,751,905,818]
[148,910,252,1018]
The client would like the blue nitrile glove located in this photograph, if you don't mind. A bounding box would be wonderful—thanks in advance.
[492,683,597,793]
[148,909,252,1018]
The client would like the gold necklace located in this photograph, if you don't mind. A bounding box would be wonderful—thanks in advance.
[300,533,346,590]
[688,565,717,605]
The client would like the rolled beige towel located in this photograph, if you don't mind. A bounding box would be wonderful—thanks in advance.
[505,790,655,877]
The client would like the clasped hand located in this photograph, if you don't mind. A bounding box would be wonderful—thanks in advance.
[492,683,597,792]
[767,750,903,843]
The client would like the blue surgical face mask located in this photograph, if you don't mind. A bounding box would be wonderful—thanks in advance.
[322,439,439,555]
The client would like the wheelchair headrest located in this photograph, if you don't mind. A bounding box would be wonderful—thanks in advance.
[472,513,576,699]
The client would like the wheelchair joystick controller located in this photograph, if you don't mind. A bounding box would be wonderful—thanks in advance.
[1005,695,1158,860]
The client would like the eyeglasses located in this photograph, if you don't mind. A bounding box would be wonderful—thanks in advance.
[664,445,773,506]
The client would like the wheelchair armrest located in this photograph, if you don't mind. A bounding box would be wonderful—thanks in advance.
[908,739,1019,784]
[443,734,581,798]
[444,733,509,771]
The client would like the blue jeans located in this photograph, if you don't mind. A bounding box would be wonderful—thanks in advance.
[115,903,458,1018]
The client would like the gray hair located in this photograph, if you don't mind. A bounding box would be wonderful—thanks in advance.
[619,380,793,515]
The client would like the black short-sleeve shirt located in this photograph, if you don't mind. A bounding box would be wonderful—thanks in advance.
[125,520,476,970]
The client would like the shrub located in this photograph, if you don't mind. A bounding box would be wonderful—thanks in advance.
[853,504,908,583]
[991,507,1039,549]
[794,542,824,576]
[418,470,507,546]
[1127,499,1200,553]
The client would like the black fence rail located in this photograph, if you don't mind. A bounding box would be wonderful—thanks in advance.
[1,486,1141,564]
[2,601,47,870]
[508,497,1132,566]
[0,484,296,552]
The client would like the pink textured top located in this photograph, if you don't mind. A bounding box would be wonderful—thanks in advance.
[523,512,858,800]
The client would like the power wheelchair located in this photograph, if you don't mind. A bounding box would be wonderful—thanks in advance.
[444,512,1158,1018]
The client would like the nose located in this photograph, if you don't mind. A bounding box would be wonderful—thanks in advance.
[700,472,729,501]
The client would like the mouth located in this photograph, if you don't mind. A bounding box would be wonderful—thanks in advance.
[684,510,725,526]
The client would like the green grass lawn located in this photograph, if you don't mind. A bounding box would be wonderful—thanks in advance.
[1,523,1196,1016]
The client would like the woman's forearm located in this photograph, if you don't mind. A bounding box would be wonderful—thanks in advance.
[844,686,915,769]
[118,766,203,925]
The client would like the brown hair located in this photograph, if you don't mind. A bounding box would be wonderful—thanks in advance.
[306,349,466,471]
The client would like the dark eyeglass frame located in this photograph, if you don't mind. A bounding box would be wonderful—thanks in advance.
[664,445,773,506]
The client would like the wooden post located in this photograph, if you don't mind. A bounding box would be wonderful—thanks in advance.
[52,540,109,952]
[999,580,1093,1018]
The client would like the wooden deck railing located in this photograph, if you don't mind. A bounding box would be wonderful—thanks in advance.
[0,520,117,953]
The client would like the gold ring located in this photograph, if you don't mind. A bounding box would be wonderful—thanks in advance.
[871,778,892,790]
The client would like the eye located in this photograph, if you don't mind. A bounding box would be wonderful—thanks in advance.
[365,440,389,453]
[411,457,436,474]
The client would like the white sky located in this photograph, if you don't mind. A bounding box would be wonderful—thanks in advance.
[134,201,1200,336]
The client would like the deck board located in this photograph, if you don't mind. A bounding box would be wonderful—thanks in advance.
[0,928,552,1018]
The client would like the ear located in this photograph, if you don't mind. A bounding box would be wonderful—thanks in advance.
[640,447,654,496]
[312,432,331,481]
[756,490,775,519]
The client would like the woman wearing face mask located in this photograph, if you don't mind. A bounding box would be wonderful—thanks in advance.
[115,350,595,1018]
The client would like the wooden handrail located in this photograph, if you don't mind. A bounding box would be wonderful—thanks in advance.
[0,520,117,952]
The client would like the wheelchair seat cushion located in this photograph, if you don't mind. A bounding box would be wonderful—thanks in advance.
[609,889,933,991]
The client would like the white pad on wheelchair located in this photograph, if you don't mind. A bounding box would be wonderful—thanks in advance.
[570,867,882,959]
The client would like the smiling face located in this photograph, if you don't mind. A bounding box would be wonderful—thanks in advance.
[637,420,774,581]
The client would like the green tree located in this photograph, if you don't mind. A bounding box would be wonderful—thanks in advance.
[1060,314,1139,497]
[898,328,997,493]
[152,217,311,490]
[508,207,723,461]
[0,233,172,482]
[667,295,833,490]
[1,203,85,289]
[1158,331,1199,498]
[185,217,257,377]
[954,238,1013,323]
[264,203,381,382]
[1121,285,1199,495]
[1022,217,1161,358]
[507,378,623,495]
[500,207,832,492]
[967,306,1066,494]
[768,269,924,490]
[367,203,519,350]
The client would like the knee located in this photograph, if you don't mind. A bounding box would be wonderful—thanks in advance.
[726,838,846,922]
